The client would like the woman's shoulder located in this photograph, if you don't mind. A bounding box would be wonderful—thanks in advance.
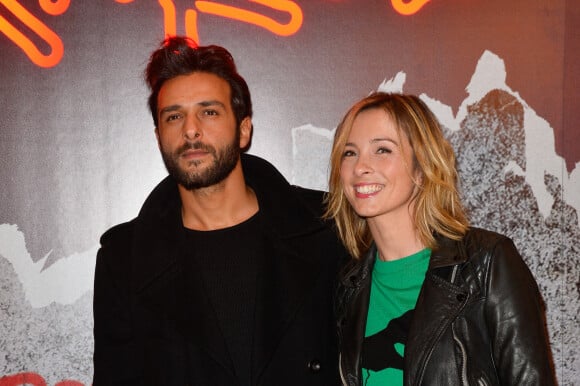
[462,227,514,249]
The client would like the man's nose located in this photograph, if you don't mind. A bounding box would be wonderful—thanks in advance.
[183,115,201,140]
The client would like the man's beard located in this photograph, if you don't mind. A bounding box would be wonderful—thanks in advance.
[160,139,240,190]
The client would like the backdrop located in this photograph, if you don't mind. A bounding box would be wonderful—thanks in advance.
[1,0,579,384]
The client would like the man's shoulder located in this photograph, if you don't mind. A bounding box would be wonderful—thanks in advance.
[241,153,327,211]
[241,153,284,181]
[290,185,326,216]
[99,219,137,248]
[291,185,325,201]
[95,220,139,277]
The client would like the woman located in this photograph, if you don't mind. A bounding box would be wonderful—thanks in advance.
[325,92,555,385]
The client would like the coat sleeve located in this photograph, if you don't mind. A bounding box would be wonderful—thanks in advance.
[93,222,142,385]
[485,237,556,385]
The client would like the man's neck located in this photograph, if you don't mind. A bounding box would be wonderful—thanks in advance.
[178,162,259,231]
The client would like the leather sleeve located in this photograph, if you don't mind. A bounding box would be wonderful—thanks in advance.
[485,237,556,385]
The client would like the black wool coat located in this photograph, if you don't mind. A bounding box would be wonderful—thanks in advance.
[93,154,348,385]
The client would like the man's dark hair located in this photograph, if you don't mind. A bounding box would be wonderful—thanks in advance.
[145,36,253,128]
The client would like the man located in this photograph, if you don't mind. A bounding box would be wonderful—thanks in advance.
[93,36,347,385]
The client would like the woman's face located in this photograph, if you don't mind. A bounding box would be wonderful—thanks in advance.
[339,108,420,223]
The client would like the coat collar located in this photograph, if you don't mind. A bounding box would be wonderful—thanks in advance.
[430,232,469,269]
[241,153,327,238]
[131,153,327,291]
[339,233,471,291]
[338,231,470,289]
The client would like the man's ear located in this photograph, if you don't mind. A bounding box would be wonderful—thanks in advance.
[239,117,252,149]
[154,127,161,149]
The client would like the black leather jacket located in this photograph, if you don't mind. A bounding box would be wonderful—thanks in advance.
[335,228,555,385]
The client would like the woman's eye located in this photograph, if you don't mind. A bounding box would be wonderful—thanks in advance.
[377,147,392,154]
[342,149,356,158]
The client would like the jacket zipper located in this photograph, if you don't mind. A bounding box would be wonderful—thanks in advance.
[451,264,472,386]
[339,352,348,386]
[452,323,469,386]
[450,265,459,284]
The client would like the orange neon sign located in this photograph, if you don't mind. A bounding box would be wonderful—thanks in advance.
[0,0,69,68]
[152,0,304,42]
[1,0,430,68]
[391,0,431,16]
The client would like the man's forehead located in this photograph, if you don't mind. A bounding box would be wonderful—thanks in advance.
[157,73,232,109]
[161,72,231,92]
[158,100,227,115]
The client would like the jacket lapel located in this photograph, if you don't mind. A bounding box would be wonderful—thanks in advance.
[404,236,470,385]
[337,246,375,386]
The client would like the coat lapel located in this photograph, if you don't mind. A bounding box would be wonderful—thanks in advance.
[243,153,331,383]
[250,230,324,383]
[131,176,234,378]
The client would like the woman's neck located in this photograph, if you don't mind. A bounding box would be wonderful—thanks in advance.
[367,215,425,261]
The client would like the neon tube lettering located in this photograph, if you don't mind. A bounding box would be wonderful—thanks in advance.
[0,0,67,67]
[195,0,303,37]
[391,0,431,16]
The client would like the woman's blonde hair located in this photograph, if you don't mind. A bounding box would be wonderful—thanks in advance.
[324,92,469,258]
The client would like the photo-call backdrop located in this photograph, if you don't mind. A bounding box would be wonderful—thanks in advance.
[1,0,579,384]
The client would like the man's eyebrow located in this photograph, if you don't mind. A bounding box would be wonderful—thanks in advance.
[198,100,226,108]
[159,104,181,115]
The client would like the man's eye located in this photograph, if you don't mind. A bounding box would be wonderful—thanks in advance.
[203,109,218,116]
[166,114,181,122]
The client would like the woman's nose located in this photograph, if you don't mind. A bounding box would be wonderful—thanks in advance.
[354,156,372,176]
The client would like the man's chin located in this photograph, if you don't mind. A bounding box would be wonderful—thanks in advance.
[182,158,206,168]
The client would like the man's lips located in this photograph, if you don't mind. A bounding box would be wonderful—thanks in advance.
[180,148,208,159]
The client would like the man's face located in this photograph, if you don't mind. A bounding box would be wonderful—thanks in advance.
[155,72,251,190]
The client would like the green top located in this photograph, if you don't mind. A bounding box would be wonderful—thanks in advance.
[362,248,431,386]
